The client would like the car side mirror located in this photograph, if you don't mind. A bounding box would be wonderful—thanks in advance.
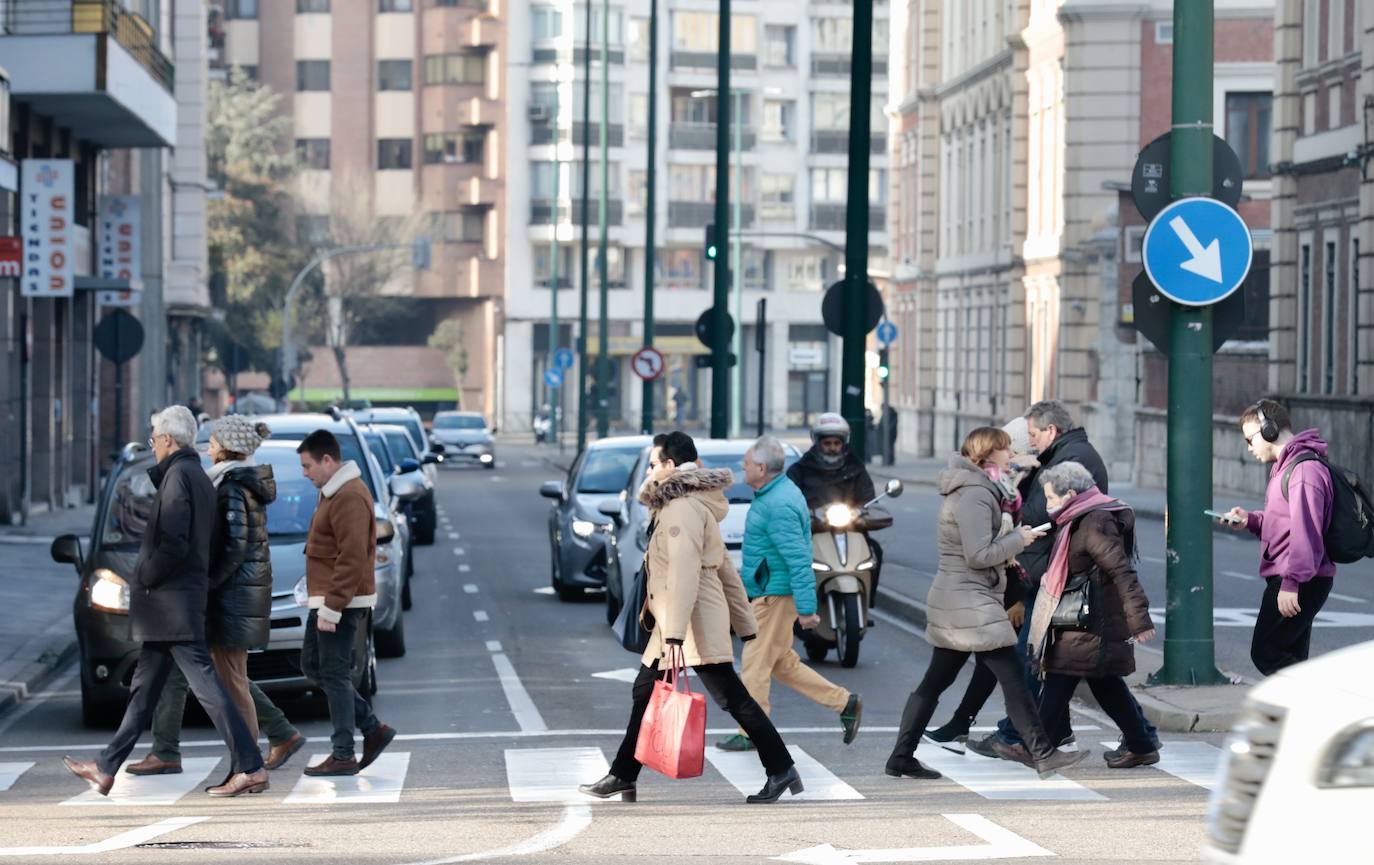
[388,473,425,502]
[885,478,904,499]
[597,498,624,522]
[430,442,446,454]
[422,453,440,465]
[398,457,422,475]
[51,534,84,571]
[540,481,565,500]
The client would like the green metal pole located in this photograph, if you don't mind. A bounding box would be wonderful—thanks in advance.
[640,0,658,436]
[1153,0,1225,686]
[595,0,610,438]
[840,0,873,460]
[550,72,561,452]
[576,0,593,452]
[730,89,743,439]
[710,0,731,439]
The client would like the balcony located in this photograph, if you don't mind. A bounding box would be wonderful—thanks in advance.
[1,0,176,147]
[808,204,886,232]
[810,54,890,78]
[529,122,624,148]
[670,51,757,72]
[668,201,754,229]
[530,198,623,226]
[669,122,756,151]
[811,131,888,155]
[531,45,626,66]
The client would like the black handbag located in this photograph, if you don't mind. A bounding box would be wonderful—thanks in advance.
[1049,569,1095,632]
[613,563,654,654]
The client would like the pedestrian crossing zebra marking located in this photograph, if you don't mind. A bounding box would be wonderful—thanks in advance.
[60,757,222,807]
[705,746,864,801]
[284,752,411,804]
[914,748,1106,801]
[504,747,612,803]
[0,763,33,793]
[0,816,210,858]
[775,813,1054,863]
[1101,741,1221,790]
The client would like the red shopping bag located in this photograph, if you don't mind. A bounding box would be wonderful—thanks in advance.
[634,646,706,779]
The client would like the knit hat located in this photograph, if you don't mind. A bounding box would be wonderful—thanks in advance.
[1001,415,1031,455]
[211,415,271,456]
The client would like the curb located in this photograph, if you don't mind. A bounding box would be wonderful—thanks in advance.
[0,632,78,717]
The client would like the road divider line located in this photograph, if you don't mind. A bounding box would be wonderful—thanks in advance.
[459,564,471,573]
[1328,591,1366,604]
[0,762,34,792]
[1222,570,1254,580]
[491,654,548,732]
[0,816,210,858]
[1100,740,1221,790]
[505,746,611,803]
[486,641,503,652]
[915,748,1106,801]
[61,756,222,807]
[463,584,479,594]
[448,532,461,540]
[473,610,489,622]
[453,548,467,557]
[705,746,863,801]
[285,752,411,804]
[399,804,591,865]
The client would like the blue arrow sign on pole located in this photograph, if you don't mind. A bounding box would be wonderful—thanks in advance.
[543,368,564,388]
[553,348,575,371]
[875,320,898,346]
[1142,197,1253,307]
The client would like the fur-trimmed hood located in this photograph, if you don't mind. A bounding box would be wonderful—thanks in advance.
[639,464,734,520]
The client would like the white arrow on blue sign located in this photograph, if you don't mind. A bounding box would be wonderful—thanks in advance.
[1142,197,1253,307]
[875,320,899,346]
[553,347,575,370]
[543,368,564,388]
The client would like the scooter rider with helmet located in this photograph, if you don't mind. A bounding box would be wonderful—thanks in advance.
[787,412,883,587]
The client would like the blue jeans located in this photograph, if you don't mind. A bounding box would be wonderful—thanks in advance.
[302,609,380,760]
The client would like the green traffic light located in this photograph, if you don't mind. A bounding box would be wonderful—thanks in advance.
[878,366,889,380]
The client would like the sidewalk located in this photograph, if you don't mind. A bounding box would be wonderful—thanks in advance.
[0,504,96,714]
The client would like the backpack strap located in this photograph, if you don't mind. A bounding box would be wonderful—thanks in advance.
[1281,452,1325,501]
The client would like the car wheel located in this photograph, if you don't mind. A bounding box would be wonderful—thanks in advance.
[375,612,406,658]
[484,461,496,470]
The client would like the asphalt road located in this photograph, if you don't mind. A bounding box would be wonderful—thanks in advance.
[0,443,1231,864]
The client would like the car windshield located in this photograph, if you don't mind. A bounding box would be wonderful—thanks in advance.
[364,434,394,474]
[695,451,801,504]
[576,447,643,494]
[435,414,486,430]
[269,431,380,501]
[253,446,326,536]
[398,419,426,453]
[384,430,416,462]
[100,463,157,548]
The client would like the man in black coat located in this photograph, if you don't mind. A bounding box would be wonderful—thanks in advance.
[787,412,877,511]
[63,407,267,798]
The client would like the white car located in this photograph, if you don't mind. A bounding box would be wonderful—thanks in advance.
[1204,639,1374,863]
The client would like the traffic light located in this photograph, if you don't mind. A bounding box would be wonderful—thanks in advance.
[878,347,890,382]
[704,223,718,261]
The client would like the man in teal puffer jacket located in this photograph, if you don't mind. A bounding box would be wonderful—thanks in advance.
[716,436,862,752]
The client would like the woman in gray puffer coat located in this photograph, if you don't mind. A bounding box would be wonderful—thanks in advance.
[886,427,1089,781]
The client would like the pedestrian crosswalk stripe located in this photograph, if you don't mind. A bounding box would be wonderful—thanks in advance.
[505,747,612,803]
[704,746,864,801]
[60,757,222,807]
[1101,741,1221,791]
[285,752,411,804]
[0,762,33,793]
[914,748,1107,801]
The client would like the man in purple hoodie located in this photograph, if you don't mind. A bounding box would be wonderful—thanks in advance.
[1223,399,1335,675]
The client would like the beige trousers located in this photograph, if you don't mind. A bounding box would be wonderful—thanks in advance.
[739,595,850,732]
[210,647,258,744]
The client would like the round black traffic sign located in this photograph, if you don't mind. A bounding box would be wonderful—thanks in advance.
[1130,133,1243,222]
[695,308,735,348]
[821,279,884,337]
[93,309,145,364]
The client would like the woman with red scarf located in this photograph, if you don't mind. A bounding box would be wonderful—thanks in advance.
[1026,461,1159,768]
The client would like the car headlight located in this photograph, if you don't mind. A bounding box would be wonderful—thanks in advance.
[825,504,856,529]
[479,453,494,463]
[1319,720,1374,788]
[572,519,596,539]
[293,576,309,607]
[89,568,130,614]
[811,562,832,572]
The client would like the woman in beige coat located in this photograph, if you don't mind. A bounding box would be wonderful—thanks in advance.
[886,427,1089,781]
[580,431,802,804]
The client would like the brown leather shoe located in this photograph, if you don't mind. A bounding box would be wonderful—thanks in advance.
[63,756,114,796]
[360,724,396,771]
[207,768,270,798]
[988,739,1034,766]
[1105,749,1161,769]
[124,754,182,776]
[303,755,359,776]
[263,733,306,771]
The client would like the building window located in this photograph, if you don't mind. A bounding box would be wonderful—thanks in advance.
[1154,20,1173,44]
[629,94,648,138]
[573,83,626,125]
[1354,239,1362,393]
[1299,241,1312,391]
[574,6,624,45]
[659,248,703,286]
[296,215,331,244]
[670,165,715,202]
[296,60,331,92]
[811,168,847,203]
[226,0,258,19]
[628,170,647,213]
[1302,0,1319,68]
[297,0,329,12]
[761,99,794,141]
[628,17,651,61]
[531,6,563,42]
[764,25,795,67]
[424,52,486,85]
[671,12,756,53]
[378,138,414,169]
[1225,92,1272,179]
[296,138,331,169]
[534,245,577,286]
[377,60,413,91]
[1325,240,1338,394]
[438,210,485,243]
[231,64,259,81]
[530,161,565,198]
[423,131,486,165]
[761,173,795,206]
[379,0,414,11]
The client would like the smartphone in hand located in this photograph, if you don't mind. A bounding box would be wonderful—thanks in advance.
[1030,522,1052,533]
[1203,509,1243,525]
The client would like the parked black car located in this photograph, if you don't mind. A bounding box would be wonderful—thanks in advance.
[365,422,439,546]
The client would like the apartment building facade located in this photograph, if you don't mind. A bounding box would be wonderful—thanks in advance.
[502,0,890,432]
[216,0,506,415]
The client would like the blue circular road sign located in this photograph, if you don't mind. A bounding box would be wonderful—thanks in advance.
[875,320,899,346]
[553,347,575,370]
[1142,197,1253,307]
[543,368,564,388]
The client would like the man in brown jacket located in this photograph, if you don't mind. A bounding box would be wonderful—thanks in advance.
[579,431,802,804]
[297,430,396,776]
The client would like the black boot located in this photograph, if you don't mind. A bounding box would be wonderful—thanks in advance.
[884,756,942,779]
[923,713,974,754]
[746,765,803,803]
[578,773,637,801]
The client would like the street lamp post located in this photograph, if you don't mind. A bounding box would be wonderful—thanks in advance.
[640,0,659,435]
[709,1,731,439]
[548,66,562,452]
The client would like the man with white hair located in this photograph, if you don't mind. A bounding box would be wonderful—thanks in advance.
[63,406,268,798]
[717,435,862,752]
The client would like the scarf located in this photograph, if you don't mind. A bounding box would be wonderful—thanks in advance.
[983,463,1022,514]
[1026,487,1127,672]
[206,457,255,489]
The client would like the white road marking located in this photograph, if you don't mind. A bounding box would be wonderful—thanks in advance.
[459,564,471,573]
[0,762,34,792]
[1148,606,1374,627]
[285,752,411,804]
[463,584,479,594]
[505,746,611,803]
[0,536,57,546]
[915,749,1106,801]
[485,641,503,652]
[492,654,548,732]
[1100,741,1223,790]
[0,816,209,857]
[1328,591,1367,605]
[591,668,640,684]
[61,757,222,807]
[706,746,863,801]
[398,805,591,865]
[473,610,490,622]
[1222,570,1255,580]
[533,587,555,596]
[775,813,1053,863]
[1141,555,1166,565]
[448,532,461,540]
[453,548,467,557]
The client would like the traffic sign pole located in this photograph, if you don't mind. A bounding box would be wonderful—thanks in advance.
[1154,0,1226,686]
[841,0,875,461]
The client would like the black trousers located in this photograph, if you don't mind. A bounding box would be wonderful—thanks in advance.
[1039,673,1154,755]
[98,641,262,777]
[1251,576,1333,676]
[891,645,1053,762]
[302,610,380,760]
[610,659,794,782]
